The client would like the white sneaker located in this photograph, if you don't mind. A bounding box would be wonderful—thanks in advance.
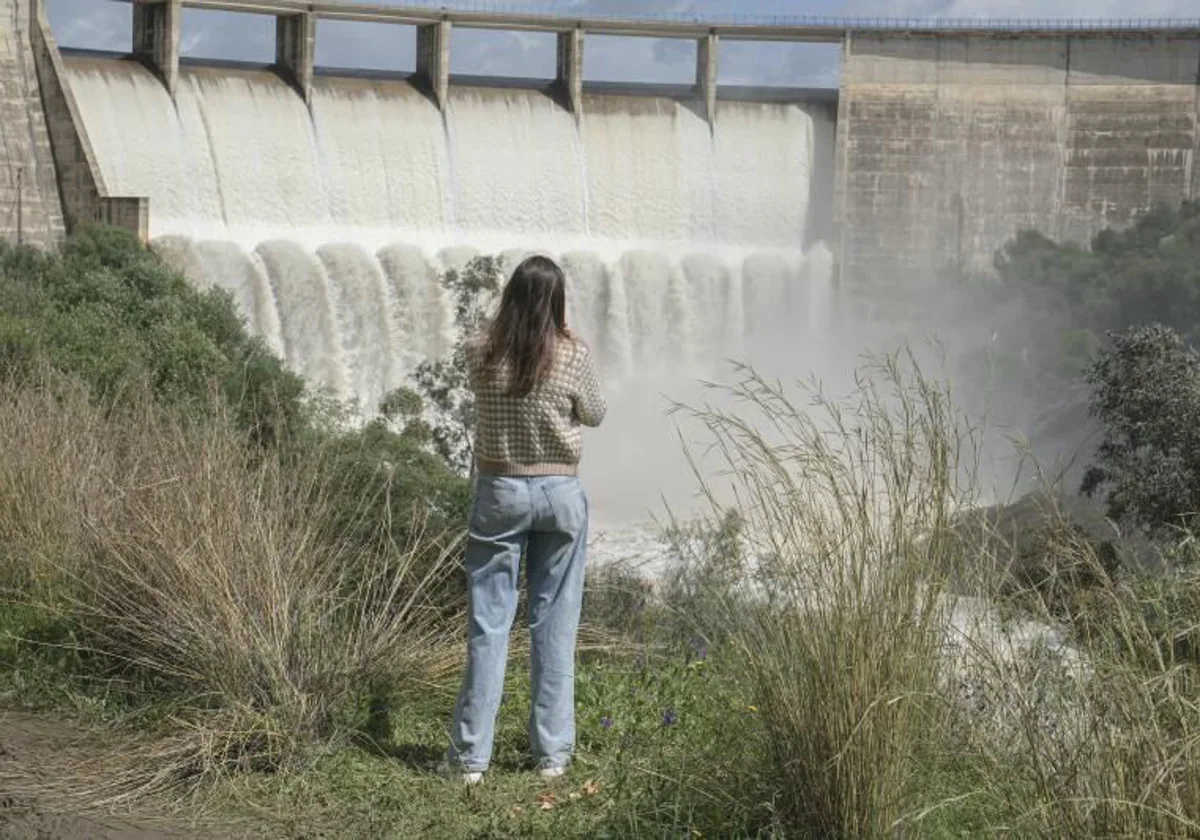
[538,765,567,780]
[438,761,483,785]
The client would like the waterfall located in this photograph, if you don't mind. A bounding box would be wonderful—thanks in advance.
[63,54,837,526]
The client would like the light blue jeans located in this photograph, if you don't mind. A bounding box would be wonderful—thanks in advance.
[447,473,589,773]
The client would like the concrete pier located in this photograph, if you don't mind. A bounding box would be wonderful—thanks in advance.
[417,20,451,109]
[28,0,147,240]
[556,27,583,118]
[696,32,719,126]
[132,0,179,95]
[276,12,315,103]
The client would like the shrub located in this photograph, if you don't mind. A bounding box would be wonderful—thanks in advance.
[0,227,472,602]
[961,514,1200,838]
[0,371,465,795]
[943,201,1200,458]
[387,255,502,475]
[1081,324,1200,535]
[0,227,307,446]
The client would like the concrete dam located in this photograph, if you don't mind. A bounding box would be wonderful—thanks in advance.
[5,0,1200,412]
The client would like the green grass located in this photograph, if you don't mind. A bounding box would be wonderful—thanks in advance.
[206,653,1006,839]
[0,601,770,837]
[211,645,766,839]
[1,590,1018,839]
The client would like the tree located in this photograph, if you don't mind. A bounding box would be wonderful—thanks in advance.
[993,201,1200,345]
[382,256,502,476]
[941,201,1200,459]
[1080,324,1200,535]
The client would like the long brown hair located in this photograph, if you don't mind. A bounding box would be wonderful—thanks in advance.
[481,255,567,397]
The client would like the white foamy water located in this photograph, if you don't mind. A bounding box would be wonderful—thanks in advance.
[64,58,836,555]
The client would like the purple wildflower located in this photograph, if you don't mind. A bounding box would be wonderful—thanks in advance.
[662,708,678,727]
[600,716,614,730]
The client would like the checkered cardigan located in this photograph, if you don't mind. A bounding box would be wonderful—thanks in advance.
[468,334,607,476]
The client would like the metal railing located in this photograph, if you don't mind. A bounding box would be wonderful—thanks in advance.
[394,3,1200,30]
[112,0,1200,31]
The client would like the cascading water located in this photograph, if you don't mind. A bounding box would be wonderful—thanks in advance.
[63,55,837,554]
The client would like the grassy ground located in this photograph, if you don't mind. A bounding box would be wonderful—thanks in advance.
[0,597,760,838]
[218,651,754,840]
[1,598,1006,839]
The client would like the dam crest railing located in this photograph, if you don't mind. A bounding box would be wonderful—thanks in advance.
[110,1,1200,37]
[346,4,1200,31]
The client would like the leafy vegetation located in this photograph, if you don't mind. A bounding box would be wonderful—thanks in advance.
[0,227,471,796]
[995,202,1200,343]
[954,200,1200,446]
[1081,324,1200,535]
[386,255,503,475]
[0,227,306,445]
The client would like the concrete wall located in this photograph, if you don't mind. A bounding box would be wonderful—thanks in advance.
[835,32,1200,309]
[0,0,64,248]
[27,0,147,241]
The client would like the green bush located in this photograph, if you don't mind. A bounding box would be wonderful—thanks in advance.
[0,226,306,445]
[0,229,476,793]
[1081,324,1200,536]
[993,201,1200,345]
[0,226,471,565]
[385,254,503,475]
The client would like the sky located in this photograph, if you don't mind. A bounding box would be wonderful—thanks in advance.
[48,0,1200,89]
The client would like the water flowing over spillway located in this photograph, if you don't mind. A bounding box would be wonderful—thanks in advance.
[66,59,833,393]
[64,55,836,537]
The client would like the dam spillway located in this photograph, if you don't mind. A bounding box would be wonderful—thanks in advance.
[8,0,1200,416]
[60,54,836,409]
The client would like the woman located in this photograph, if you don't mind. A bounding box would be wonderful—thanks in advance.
[443,255,606,784]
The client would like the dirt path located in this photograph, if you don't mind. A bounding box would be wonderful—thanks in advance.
[0,711,253,839]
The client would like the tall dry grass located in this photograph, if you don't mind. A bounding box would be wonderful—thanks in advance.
[669,353,1200,837]
[957,496,1200,838]
[670,355,973,838]
[0,370,463,796]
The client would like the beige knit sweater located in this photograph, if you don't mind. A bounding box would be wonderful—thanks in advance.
[468,335,607,476]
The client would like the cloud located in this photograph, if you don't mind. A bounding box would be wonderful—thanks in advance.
[177,7,274,62]
[451,29,557,79]
[47,0,129,51]
[180,31,205,55]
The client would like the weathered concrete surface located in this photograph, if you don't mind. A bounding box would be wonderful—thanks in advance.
[133,0,180,95]
[1061,37,1199,244]
[0,0,64,248]
[555,27,583,118]
[835,32,1200,310]
[275,11,314,103]
[696,32,718,127]
[28,0,147,240]
[416,20,450,109]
